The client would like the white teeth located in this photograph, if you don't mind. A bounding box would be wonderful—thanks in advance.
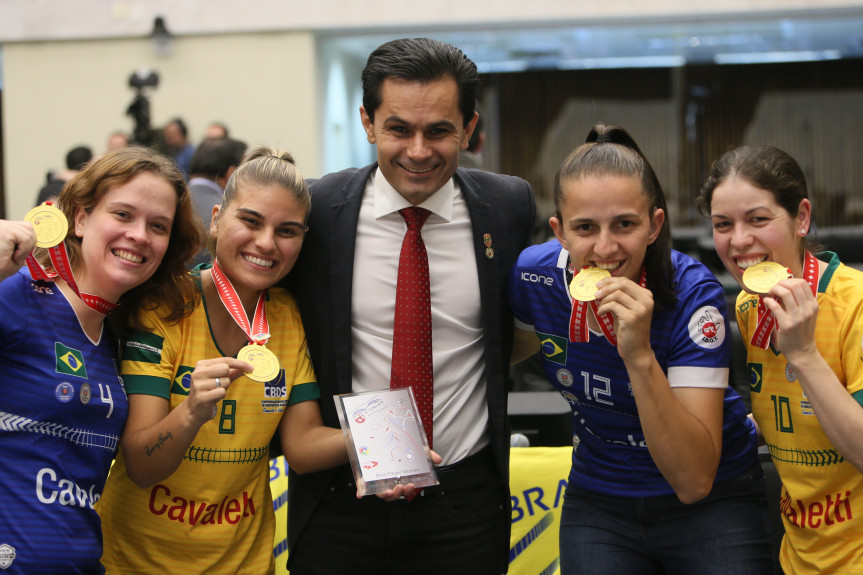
[403,165,434,174]
[737,256,767,269]
[244,254,274,268]
[594,262,620,271]
[113,249,143,263]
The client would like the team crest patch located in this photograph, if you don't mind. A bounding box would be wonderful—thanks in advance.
[537,332,567,365]
[55,342,87,378]
[55,382,74,403]
[170,366,195,396]
[0,543,15,569]
[556,368,574,387]
[80,382,92,404]
[785,363,797,382]
[748,363,763,394]
[687,306,725,349]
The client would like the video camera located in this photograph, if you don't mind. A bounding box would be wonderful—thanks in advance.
[126,69,160,146]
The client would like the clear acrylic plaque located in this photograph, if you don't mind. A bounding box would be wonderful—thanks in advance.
[334,387,438,496]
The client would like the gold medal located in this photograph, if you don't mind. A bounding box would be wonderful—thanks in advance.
[24,204,68,248]
[742,262,791,294]
[238,344,280,382]
[570,267,611,302]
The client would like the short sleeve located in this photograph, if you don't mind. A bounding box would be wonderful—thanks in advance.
[120,311,176,399]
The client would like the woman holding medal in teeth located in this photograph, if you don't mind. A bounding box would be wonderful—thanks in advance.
[699,145,863,574]
[97,148,349,574]
[0,147,200,574]
[507,124,775,574]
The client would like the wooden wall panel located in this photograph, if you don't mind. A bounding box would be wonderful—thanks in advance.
[491,59,863,230]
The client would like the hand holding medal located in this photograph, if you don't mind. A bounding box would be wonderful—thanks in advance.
[24,203,68,249]
[748,253,818,350]
[569,265,647,346]
[21,202,118,314]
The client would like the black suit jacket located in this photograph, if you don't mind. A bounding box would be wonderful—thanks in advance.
[285,164,536,558]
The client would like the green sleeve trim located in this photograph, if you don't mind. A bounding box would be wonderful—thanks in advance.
[123,374,171,399]
[122,330,165,364]
[852,389,863,408]
[287,381,320,406]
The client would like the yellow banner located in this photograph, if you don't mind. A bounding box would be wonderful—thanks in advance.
[509,446,571,575]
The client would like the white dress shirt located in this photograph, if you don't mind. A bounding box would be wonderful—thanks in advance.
[351,168,489,464]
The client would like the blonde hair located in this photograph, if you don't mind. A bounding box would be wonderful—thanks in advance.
[208,147,310,255]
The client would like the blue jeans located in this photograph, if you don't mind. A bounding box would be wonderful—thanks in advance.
[560,467,777,575]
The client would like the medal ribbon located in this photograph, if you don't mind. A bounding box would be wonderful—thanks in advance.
[210,260,270,345]
[750,251,819,350]
[25,215,119,315]
[569,266,646,346]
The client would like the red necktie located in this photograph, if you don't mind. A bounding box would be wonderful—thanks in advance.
[391,206,434,448]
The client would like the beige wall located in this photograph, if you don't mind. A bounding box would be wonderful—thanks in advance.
[2,31,320,220]
[2,0,862,41]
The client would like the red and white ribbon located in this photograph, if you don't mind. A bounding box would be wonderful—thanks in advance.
[569,266,646,346]
[210,260,270,345]
[26,236,118,315]
[750,251,818,350]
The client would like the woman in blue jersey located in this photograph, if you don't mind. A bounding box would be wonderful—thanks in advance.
[699,145,863,573]
[507,124,776,574]
[0,146,200,574]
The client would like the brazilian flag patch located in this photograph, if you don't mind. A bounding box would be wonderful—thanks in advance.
[748,363,763,394]
[537,332,567,366]
[171,366,195,396]
[55,342,87,378]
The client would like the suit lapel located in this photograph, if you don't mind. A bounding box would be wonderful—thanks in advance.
[456,169,496,298]
[328,165,376,395]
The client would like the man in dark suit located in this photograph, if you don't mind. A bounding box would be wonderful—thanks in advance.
[286,38,535,575]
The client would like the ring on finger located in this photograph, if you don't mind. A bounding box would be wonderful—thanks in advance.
[215,377,222,388]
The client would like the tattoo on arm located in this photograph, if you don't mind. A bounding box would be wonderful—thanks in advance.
[144,431,174,457]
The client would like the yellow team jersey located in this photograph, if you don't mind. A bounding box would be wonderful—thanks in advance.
[97,285,318,575]
[738,252,863,574]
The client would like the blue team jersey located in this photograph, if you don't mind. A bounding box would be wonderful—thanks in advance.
[507,242,758,497]
[0,268,128,574]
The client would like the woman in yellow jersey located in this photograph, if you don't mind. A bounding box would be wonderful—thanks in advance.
[699,145,863,574]
[98,148,349,574]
